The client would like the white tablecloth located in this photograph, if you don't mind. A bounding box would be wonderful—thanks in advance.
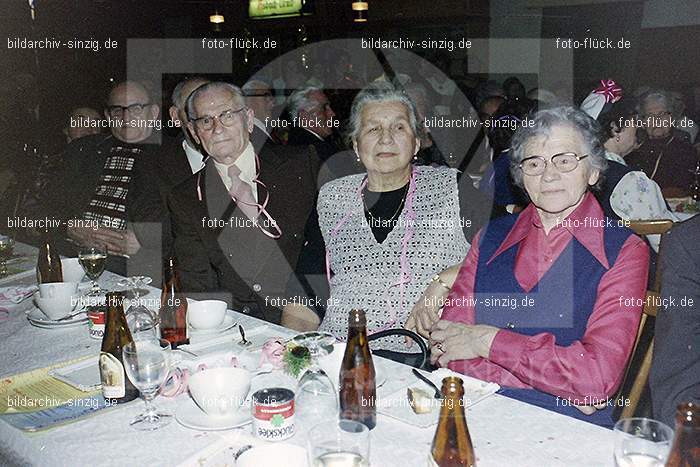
[0,252,616,467]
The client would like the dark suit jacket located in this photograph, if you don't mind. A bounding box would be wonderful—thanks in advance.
[287,126,339,162]
[650,215,700,427]
[250,125,278,154]
[158,135,201,193]
[44,133,166,280]
[167,142,319,324]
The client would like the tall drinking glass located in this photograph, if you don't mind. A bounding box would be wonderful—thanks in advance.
[308,419,370,467]
[79,245,107,295]
[122,338,172,431]
[613,417,674,467]
[0,236,15,278]
[294,332,338,429]
[119,276,158,338]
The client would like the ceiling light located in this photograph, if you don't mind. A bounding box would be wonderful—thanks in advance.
[352,2,368,22]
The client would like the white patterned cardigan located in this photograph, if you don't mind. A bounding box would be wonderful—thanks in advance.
[317,165,470,351]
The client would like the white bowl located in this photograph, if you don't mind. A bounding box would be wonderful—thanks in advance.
[187,300,227,330]
[188,367,251,418]
[61,258,85,283]
[237,444,308,467]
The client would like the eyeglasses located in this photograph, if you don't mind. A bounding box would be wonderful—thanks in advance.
[107,103,152,118]
[643,111,671,120]
[191,107,247,131]
[519,152,589,176]
[244,91,273,98]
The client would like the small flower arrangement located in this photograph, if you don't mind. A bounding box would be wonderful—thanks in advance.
[260,338,311,378]
[283,344,311,378]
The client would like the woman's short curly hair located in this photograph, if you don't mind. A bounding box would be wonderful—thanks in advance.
[346,81,421,146]
[509,106,608,191]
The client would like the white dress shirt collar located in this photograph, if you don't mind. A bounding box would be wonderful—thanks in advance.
[303,127,325,141]
[182,139,206,174]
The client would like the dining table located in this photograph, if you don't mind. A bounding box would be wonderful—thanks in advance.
[0,242,618,467]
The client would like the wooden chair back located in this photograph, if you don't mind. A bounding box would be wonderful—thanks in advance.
[616,219,674,419]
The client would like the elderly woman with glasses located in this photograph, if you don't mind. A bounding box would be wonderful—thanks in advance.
[408,107,650,426]
[625,90,698,197]
[282,82,494,359]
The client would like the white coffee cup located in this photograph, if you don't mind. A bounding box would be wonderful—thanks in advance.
[35,293,79,320]
[39,281,78,300]
[188,367,251,418]
[61,258,85,283]
[187,299,227,330]
[237,444,308,467]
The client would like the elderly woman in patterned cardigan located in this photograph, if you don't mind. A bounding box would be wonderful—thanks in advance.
[281,82,494,358]
[407,107,650,426]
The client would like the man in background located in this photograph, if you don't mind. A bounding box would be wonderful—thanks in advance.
[43,80,165,279]
[242,78,279,150]
[286,87,339,161]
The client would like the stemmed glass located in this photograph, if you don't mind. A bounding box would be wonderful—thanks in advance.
[119,276,158,339]
[294,332,339,429]
[79,245,107,295]
[122,338,173,431]
[0,236,15,278]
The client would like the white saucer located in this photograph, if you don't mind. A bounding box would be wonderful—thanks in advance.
[26,307,88,329]
[175,397,252,431]
[188,313,236,336]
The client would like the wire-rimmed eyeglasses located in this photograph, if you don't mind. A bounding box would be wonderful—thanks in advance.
[191,107,247,131]
[107,102,152,118]
[519,152,589,176]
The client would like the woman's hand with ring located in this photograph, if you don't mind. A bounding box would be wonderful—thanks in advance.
[404,280,450,343]
[428,320,500,367]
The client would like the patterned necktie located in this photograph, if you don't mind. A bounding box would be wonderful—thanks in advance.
[227,164,259,221]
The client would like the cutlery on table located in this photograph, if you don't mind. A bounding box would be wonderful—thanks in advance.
[233,445,252,461]
[412,368,443,399]
[237,324,252,347]
[53,310,88,322]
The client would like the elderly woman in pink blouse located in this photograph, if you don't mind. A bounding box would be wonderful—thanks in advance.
[406,106,649,426]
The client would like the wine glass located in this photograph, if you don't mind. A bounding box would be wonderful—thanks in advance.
[294,332,339,430]
[122,338,172,431]
[613,418,674,467]
[79,245,107,295]
[119,276,158,339]
[0,236,15,278]
[308,419,370,467]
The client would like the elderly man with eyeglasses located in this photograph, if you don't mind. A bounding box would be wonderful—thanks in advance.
[165,81,318,324]
[626,90,698,197]
[40,80,166,280]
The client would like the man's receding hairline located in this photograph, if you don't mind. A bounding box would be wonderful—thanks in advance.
[108,81,151,105]
[193,86,243,111]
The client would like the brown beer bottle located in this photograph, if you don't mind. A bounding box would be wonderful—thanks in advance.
[159,257,189,347]
[36,227,63,283]
[666,402,700,467]
[430,377,476,467]
[100,292,139,404]
[339,309,376,429]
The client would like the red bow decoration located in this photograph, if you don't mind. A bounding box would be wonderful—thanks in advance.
[593,79,622,103]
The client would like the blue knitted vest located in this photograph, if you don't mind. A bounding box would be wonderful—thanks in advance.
[473,212,633,427]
